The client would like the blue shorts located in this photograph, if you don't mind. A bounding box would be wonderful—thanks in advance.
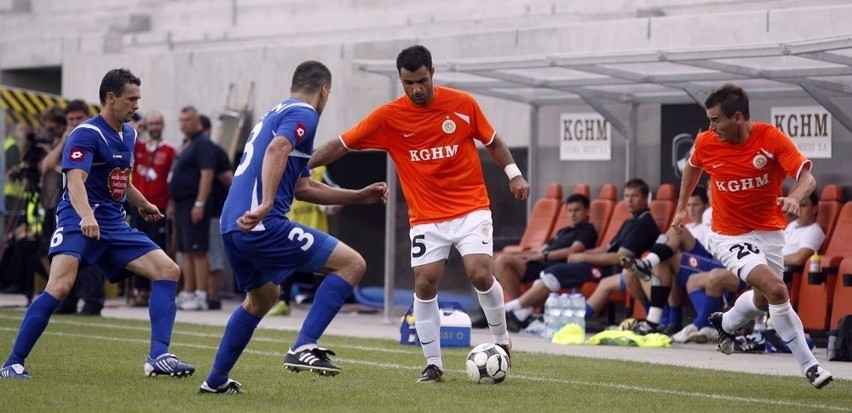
[48,225,160,283]
[222,220,338,292]
[676,242,724,288]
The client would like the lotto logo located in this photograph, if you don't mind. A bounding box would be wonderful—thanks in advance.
[70,147,85,162]
[294,123,306,142]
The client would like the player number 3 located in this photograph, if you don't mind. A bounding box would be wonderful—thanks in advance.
[288,227,315,251]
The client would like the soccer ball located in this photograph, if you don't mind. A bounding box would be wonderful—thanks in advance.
[465,343,510,384]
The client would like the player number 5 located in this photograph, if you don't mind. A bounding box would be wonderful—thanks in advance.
[412,234,426,258]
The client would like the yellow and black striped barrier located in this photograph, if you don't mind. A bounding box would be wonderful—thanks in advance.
[0,85,100,127]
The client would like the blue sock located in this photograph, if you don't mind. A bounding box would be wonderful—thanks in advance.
[5,292,61,366]
[292,274,352,350]
[148,280,178,359]
[669,305,683,327]
[585,303,595,319]
[660,305,671,325]
[695,295,722,328]
[688,290,707,315]
[206,306,261,388]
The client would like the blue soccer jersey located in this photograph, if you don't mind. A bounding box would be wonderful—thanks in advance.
[220,99,319,234]
[57,115,136,231]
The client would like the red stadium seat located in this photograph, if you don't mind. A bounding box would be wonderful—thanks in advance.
[501,183,562,253]
[830,257,852,330]
[571,183,591,198]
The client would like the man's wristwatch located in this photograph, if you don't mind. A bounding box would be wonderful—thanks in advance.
[194,201,205,208]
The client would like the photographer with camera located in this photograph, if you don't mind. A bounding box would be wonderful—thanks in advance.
[0,121,48,298]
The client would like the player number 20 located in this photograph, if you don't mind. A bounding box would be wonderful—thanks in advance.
[728,242,760,260]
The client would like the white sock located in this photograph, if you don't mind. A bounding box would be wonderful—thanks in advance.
[647,307,663,325]
[504,299,521,312]
[513,306,533,322]
[195,290,208,301]
[414,295,442,369]
[768,302,818,374]
[722,290,763,333]
[644,253,661,267]
[476,277,510,344]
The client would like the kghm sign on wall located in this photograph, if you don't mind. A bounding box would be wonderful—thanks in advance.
[771,106,831,159]
[560,113,611,161]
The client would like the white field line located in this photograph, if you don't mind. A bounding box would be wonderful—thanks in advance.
[0,316,848,412]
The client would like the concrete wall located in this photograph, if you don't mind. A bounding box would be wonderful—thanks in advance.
[3,0,851,186]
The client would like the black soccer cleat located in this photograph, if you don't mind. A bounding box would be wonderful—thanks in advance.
[416,364,444,383]
[284,347,341,376]
[199,378,244,394]
[806,365,833,389]
[708,312,735,355]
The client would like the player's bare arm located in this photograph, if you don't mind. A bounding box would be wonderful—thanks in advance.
[672,163,703,233]
[295,177,388,206]
[66,168,99,240]
[308,138,349,169]
[484,134,530,200]
[126,183,164,222]
[776,168,817,218]
[237,135,291,232]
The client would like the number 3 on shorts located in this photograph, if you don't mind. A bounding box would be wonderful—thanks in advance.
[50,227,64,248]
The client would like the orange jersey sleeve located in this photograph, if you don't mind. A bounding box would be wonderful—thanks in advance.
[340,86,496,225]
[690,123,809,235]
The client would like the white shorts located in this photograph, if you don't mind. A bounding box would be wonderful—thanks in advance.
[409,209,493,267]
[707,229,784,283]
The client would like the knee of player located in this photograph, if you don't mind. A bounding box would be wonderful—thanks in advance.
[45,278,75,299]
[762,278,789,302]
[159,260,181,281]
[337,253,366,280]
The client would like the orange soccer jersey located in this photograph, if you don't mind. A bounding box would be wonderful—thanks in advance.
[340,86,495,225]
[690,122,810,235]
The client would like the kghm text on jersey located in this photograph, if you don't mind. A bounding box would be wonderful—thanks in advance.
[409,145,458,161]
[714,173,769,192]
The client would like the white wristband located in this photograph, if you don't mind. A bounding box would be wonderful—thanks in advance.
[504,163,522,180]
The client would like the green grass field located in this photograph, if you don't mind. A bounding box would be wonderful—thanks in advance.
[0,309,850,413]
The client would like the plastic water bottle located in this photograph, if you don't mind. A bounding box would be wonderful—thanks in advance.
[570,293,587,334]
[559,293,572,329]
[544,293,561,340]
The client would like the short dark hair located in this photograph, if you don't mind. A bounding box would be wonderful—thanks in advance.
[65,99,88,115]
[807,190,819,206]
[565,193,590,209]
[99,68,141,105]
[291,60,332,94]
[199,114,211,131]
[704,83,750,120]
[180,105,197,114]
[690,186,709,204]
[42,105,67,126]
[625,178,650,198]
[396,45,432,73]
